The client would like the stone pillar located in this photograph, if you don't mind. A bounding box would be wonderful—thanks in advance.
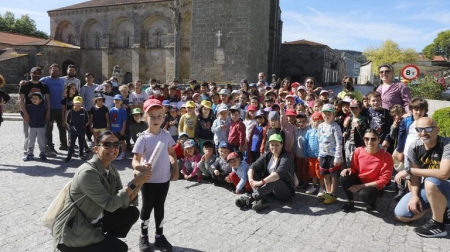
[101,47,114,80]
[131,44,140,82]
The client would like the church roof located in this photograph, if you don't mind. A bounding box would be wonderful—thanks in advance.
[17,39,80,49]
[49,0,169,12]
[0,31,44,45]
[0,49,28,61]
[283,39,326,47]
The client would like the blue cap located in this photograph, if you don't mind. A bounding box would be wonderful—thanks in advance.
[218,141,229,149]
[162,100,171,106]
[255,110,266,117]
[113,94,123,100]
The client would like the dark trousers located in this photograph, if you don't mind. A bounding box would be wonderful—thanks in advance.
[57,206,139,252]
[140,180,170,236]
[85,111,93,142]
[46,109,67,148]
[252,173,292,201]
[340,174,382,203]
[68,133,85,156]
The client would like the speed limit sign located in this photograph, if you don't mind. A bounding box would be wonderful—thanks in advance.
[401,64,420,80]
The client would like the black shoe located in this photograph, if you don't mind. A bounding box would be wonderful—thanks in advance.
[79,155,86,160]
[64,156,72,163]
[365,201,377,211]
[443,208,450,225]
[341,202,355,213]
[235,196,253,208]
[414,219,447,238]
[252,197,270,211]
[154,234,172,252]
[139,235,153,252]
[394,189,407,201]
[84,148,91,153]
[59,145,68,151]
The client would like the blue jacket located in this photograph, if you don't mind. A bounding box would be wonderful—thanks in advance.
[233,161,249,192]
[396,115,415,153]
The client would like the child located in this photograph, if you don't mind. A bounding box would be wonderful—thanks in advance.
[389,104,407,200]
[227,152,252,194]
[280,103,295,155]
[174,132,188,176]
[89,93,110,142]
[132,99,178,252]
[130,108,148,144]
[61,83,79,150]
[197,140,216,181]
[210,141,233,186]
[318,104,343,204]
[285,109,297,125]
[195,100,215,152]
[333,98,345,131]
[294,113,311,190]
[164,105,180,142]
[367,91,392,151]
[343,100,370,168]
[23,92,47,161]
[295,103,306,116]
[110,94,127,160]
[304,112,325,195]
[180,139,203,181]
[211,104,231,152]
[148,85,164,102]
[263,111,285,153]
[178,101,197,139]
[244,105,257,147]
[247,110,268,163]
[285,95,296,110]
[313,99,324,113]
[228,105,246,152]
[64,96,89,163]
[95,81,116,109]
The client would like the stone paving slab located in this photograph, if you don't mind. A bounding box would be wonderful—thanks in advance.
[1,121,450,251]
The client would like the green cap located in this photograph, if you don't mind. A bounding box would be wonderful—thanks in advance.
[268,134,283,143]
[131,108,143,115]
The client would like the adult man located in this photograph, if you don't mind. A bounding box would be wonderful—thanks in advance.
[79,72,99,143]
[258,72,269,87]
[19,67,50,156]
[394,117,450,238]
[61,64,81,91]
[40,64,67,153]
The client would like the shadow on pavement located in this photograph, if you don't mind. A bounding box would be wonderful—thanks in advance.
[172,247,204,252]
[0,164,75,178]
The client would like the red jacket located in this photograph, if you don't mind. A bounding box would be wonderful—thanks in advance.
[228,120,246,147]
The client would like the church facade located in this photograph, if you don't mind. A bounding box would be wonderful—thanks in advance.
[48,0,282,84]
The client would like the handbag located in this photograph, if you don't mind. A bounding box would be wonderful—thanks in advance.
[41,181,71,229]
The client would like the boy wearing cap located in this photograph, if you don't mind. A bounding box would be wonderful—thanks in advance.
[110,94,128,160]
[178,100,197,139]
[130,108,148,143]
[318,104,343,204]
[227,152,252,194]
[210,141,233,186]
[228,105,246,152]
[343,100,370,167]
[23,92,47,161]
[65,96,89,162]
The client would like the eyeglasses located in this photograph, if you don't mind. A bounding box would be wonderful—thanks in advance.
[379,70,391,74]
[99,141,121,149]
[415,127,436,133]
[363,137,378,142]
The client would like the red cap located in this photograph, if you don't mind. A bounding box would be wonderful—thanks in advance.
[227,152,240,162]
[291,82,300,88]
[144,99,163,112]
[286,109,297,116]
[311,112,324,121]
[247,105,257,111]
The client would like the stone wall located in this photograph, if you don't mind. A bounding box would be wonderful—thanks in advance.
[0,56,30,84]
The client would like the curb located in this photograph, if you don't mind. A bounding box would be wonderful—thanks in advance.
[2,113,22,122]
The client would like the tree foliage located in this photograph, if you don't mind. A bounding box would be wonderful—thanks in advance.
[363,39,418,75]
[423,30,450,61]
[0,11,48,39]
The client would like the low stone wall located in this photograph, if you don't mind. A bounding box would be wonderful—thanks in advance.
[427,99,450,117]
[2,94,20,113]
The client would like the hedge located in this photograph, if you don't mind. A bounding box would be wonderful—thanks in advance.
[432,107,450,137]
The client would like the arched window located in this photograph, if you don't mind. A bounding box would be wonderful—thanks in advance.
[95,33,101,49]
[67,34,74,45]
[124,33,130,48]
[154,30,162,48]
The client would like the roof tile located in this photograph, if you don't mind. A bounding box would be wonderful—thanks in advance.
[49,0,169,12]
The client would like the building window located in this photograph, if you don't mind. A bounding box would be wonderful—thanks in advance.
[154,30,163,48]
[67,34,74,45]
[124,33,130,48]
[95,33,101,49]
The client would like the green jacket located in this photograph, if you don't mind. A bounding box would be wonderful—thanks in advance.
[52,155,132,250]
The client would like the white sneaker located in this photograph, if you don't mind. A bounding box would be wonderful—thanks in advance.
[306,185,318,194]
[115,153,125,161]
[317,187,325,197]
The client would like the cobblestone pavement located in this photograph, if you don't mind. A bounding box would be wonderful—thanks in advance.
[1,121,450,252]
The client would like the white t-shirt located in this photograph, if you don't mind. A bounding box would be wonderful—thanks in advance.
[132,129,175,183]
[129,91,149,106]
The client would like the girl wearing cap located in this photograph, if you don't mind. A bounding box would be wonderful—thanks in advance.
[195,101,215,153]
[236,134,296,211]
[130,108,148,143]
[89,94,110,142]
[132,99,179,252]
[178,101,198,139]
[180,139,203,181]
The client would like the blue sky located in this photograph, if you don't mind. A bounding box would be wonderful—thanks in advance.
[2,0,449,52]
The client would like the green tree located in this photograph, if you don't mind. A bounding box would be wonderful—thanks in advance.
[363,39,418,75]
[0,11,48,39]
[423,30,450,61]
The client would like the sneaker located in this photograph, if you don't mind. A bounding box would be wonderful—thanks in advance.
[252,197,270,211]
[139,235,152,252]
[64,156,72,163]
[115,153,125,161]
[84,148,91,154]
[413,219,447,238]
[317,187,326,200]
[45,147,57,157]
[49,147,58,154]
[365,201,377,211]
[306,185,318,195]
[79,155,86,160]
[323,193,337,204]
[443,208,450,225]
[59,145,68,151]
[341,202,355,213]
[39,153,47,160]
[22,154,33,161]
[235,196,253,208]
[154,234,172,252]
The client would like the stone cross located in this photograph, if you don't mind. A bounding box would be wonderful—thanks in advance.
[216,30,222,47]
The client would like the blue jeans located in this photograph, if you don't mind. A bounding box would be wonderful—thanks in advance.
[394,177,450,218]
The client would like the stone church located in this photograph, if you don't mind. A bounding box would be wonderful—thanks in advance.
[47,0,282,84]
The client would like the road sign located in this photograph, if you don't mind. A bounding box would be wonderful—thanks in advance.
[401,64,420,80]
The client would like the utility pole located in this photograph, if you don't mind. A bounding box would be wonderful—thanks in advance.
[170,0,182,82]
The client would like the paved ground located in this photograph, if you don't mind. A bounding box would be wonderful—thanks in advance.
[1,100,450,251]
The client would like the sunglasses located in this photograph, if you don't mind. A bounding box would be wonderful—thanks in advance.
[363,137,378,142]
[415,127,436,133]
[379,70,391,74]
[99,141,121,149]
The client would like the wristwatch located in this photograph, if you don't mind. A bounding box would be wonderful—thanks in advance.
[405,166,412,175]
[128,181,137,191]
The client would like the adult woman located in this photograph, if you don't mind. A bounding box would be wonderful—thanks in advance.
[376,63,411,113]
[52,131,151,252]
[278,77,292,92]
[337,76,363,101]
[340,129,393,212]
[235,134,296,211]
[304,76,321,99]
